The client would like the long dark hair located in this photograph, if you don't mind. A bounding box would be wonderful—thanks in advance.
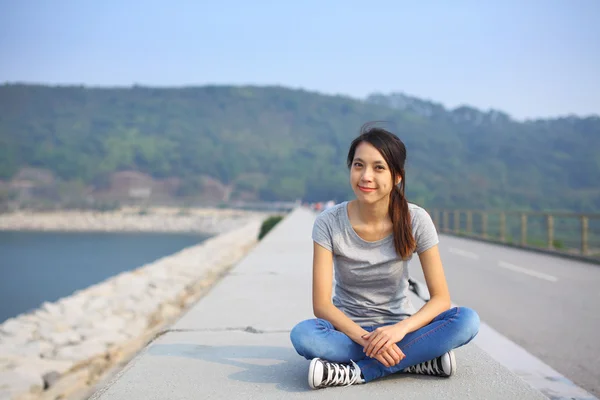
[346,124,415,259]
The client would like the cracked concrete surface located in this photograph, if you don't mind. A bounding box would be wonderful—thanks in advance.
[154,327,291,338]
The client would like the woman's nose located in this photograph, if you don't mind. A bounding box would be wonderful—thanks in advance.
[361,169,373,181]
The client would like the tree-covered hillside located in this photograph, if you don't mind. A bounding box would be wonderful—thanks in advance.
[0,84,598,212]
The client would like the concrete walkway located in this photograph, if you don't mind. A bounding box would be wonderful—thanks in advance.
[90,207,546,400]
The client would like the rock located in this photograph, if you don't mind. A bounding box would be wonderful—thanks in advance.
[0,344,19,358]
[37,369,89,400]
[0,319,35,341]
[150,284,182,300]
[85,296,110,312]
[91,316,127,333]
[0,318,20,335]
[0,367,44,396]
[32,309,54,323]
[115,275,150,299]
[47,331,81,347]
[124,319,148,339]
[16,315,38,325]
[54,340,106,362]
[53,384,94,400]
[85,355,110,380]
[52,321,73,333]
[0,341,52,358]
[129,296,161,315]
[34,321,60,340]
[23,341,53,358]
[0,330,35,346]
[76,327,103,341]
[42,371,60,389]
[41,302,62,318]
[91,332,130,347]
[0,358,13,370]
[0,356,73,378]
[58,295,86,311]
[34,358,74,377]
[114,298,140,314]
[161,303,181,319]
[148,303,181,327]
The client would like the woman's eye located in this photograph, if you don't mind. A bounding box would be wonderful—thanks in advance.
[354,162,362,167]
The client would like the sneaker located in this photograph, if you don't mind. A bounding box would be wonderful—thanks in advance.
[308,358,364,389]
[402,350,456,377]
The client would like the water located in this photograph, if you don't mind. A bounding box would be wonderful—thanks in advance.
[0,230,211,323]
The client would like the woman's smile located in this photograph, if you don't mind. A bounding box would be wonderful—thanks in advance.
[358,185,376,193]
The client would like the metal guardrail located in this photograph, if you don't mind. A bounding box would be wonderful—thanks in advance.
[428,209,600,263]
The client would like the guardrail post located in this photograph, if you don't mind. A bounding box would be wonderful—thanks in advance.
[443,211,449,233]
[521,213,527,246]
[547,214,554,249]
[581,216,589,255]
[500,212,506,242]
[454,211,459,234]
[466,211,472,234]
[481,212,487,239]
[432,209,439,230]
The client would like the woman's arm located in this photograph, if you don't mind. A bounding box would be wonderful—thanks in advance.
[312,242,369,344]
[395,244,451,334]
[363,244,451,358]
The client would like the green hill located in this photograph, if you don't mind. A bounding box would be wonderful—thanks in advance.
[0,83,598,212]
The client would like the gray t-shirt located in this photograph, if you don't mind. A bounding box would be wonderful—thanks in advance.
[312,201,439,326]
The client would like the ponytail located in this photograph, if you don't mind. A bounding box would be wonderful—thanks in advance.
[389,171,415,259]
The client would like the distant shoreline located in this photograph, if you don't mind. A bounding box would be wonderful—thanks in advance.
[0,207,272,235]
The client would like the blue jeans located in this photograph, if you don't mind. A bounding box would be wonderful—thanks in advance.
[290,307,480,382]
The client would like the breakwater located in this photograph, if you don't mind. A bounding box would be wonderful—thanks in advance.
[0,207,260,235]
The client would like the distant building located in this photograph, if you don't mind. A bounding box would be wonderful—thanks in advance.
[129,187,152,199]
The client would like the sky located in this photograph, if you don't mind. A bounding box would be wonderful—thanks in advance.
[1,0,599,120]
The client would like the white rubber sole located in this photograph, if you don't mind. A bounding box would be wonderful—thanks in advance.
[448,350,457,376]
[308,358,321,389]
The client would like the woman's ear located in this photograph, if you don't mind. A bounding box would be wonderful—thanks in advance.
[396,176,402,186]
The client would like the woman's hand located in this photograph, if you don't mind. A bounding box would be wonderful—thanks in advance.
[358,334,405,367]
[372,343,405,367]
[362,324,408,359]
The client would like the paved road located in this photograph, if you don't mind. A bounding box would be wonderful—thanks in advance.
[409,234,600,397]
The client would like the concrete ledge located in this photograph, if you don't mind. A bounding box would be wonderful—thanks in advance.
[89,207,547,400]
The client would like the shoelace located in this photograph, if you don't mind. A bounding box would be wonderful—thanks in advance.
[321,360,361,387]
[404,357,443,376]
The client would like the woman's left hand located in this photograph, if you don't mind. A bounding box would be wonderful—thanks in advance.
[362,324,408,358]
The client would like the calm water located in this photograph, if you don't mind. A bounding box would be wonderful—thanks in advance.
[0,230,211,323]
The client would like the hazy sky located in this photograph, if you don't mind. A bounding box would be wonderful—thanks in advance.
[1,0,599,120]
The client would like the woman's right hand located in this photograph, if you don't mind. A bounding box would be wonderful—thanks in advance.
[360,335,405,367]
[372,343,405,367]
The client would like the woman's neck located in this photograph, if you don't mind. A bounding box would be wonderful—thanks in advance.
[352,198,390,225]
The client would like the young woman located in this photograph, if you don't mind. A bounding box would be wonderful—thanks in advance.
[290,125,480,389]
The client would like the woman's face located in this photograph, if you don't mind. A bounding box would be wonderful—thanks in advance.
[350,141,399,205]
